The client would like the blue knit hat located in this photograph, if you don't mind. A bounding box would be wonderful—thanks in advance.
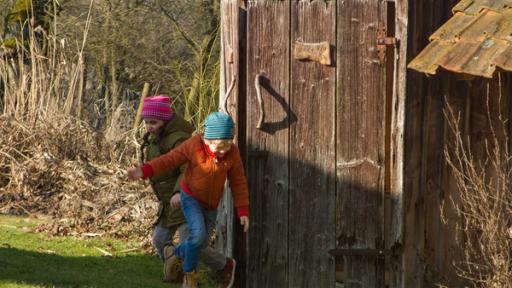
[203,112,235,140]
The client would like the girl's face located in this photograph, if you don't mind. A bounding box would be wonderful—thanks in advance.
[144,118,165,134]
[204,139,233,158]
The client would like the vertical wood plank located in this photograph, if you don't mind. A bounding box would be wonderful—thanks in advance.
[422,74,449,287]
[234,6,248,287]
[402,0,431,285]
[289,1,336,288]
[422,3,461,287]
[336,0,385,287]
[218,0,240,258]
[402,74,425,288]
[402,1,460,286]
[389,0,408,286]
[439,76,468,288]
[246,1,290,287]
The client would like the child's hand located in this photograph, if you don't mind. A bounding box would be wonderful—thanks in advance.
[127,167,143,180]
[240,216,249,233]
[170,193,181,208]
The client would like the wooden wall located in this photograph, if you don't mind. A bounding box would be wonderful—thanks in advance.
[220,0,512,287]
[404,0,461,286]
[404,1,512,287]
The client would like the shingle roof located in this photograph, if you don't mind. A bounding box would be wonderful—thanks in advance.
[408,0,512,78]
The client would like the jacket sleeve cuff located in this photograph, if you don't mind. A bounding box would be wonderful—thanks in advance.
[141,164,154,179]
[236,206,249,218]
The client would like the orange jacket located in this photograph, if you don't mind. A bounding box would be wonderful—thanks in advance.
[145,134,249,210]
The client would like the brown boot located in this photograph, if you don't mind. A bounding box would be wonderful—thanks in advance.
[182,271,200,288]
[163,245,183,283]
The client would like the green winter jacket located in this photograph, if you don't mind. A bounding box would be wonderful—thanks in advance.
[145,114,195,228]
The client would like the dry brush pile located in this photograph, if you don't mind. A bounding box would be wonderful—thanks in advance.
[0,11,156,250]
[0,0,219,252]
[0,113,158,249]
[444,83,512,288]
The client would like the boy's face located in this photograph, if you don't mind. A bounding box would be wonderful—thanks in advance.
[204,139,233,158]
[144,118,165,134]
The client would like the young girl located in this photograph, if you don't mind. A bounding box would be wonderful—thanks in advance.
[139,97,231,284]
[129,112,249,288]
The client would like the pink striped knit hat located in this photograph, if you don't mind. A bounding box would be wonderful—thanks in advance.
[141,96,173,121]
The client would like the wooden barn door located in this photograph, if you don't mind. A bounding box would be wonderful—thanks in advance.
[245,0,392,287]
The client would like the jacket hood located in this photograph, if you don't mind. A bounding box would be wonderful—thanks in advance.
[160,115,195,139]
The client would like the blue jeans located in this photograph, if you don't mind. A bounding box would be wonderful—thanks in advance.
[152,221,226,270]
[174,191,218,272]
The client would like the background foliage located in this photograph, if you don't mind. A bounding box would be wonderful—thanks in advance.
[0,0,220,247]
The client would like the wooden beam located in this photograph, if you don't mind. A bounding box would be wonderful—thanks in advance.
[217,0,240,259]
[388,0,408,286]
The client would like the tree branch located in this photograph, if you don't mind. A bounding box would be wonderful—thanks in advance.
[157,1,200,52]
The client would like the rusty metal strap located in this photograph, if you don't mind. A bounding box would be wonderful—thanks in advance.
[328,248,391,258]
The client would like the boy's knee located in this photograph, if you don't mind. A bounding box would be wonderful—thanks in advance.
[188,231,208,249]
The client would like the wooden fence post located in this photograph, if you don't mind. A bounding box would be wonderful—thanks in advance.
[133,82,150,132]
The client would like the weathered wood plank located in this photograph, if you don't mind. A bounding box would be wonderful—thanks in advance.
[423,74,449,287]
[389,0,407,286]
[217,0,240,259]
[439,76,468,288]
[233,6,248,288]
[402,0,432,285]
[289,1,336,288]
[422,15,472,285]
[423,11,467,288]
[246,1,290,287]
[402,1,460,286]
[336,0,386,287]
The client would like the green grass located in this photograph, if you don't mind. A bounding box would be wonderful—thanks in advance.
[0,215,215,288]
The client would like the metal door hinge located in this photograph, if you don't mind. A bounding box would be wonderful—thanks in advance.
[377,24,397,63]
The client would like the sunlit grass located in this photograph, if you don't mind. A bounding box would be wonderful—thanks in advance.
[0,215,215,288]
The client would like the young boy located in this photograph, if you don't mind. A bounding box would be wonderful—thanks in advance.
[128,112,249,288]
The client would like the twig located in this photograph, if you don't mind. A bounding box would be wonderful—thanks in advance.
[118,248,140,254]
[82,232,103,237]
[94,246,113,257]
[0,151,21,165]
[157,2,199,52]
[7,146,32,162]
